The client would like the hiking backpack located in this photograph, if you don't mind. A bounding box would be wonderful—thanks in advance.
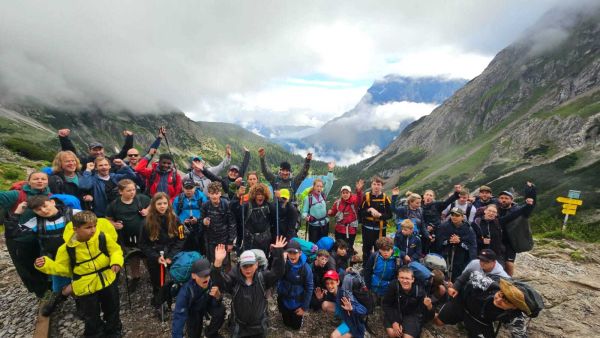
[291,237,318,262]
[343,270,375,315]
[169,251,203,283]
[146,169,178,195]
[423,253,447,272]
[66,231,110,281]
[2,182,51,238]
[307,191,327,223]
[505,216,534,253]
[512,280,544,318]
[175,192,203,216]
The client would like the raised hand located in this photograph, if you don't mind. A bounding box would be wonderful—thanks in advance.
[314,287,324,300]
[235,177,243,186]
[327,161,335,171]
[258,147,265,158]
[158,126,167,138]
[226,144,232,157]
[356,179,364,191]
[83,195,93,202]
[238,185,246,197]
[122,130,133,136]
[57,129,71,137]
[148,148,157,156]
[392,187,400,196]
[454,184,462,193]
[447,287,458,298]
[214,244,227,265]
[86,162,95,172]
[306,152,313,161]
[525,198,534,205]
[243,146,249,152]
[341,296,353,311]
[112,158,124,167]
[271,236,288,249]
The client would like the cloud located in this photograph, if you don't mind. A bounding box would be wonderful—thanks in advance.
[333,101,438,132]
[0,0,592,120]
[288,142,382,166]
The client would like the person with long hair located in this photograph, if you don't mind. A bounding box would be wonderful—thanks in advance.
[139,192,185,311]
[242,183,276,255]
[48,150,87,206]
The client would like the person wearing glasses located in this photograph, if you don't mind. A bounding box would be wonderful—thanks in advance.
[57,128,134,170]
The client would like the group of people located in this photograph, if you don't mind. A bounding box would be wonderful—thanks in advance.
[0,127,543,338]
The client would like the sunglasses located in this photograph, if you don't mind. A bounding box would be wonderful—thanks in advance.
[127,154,140,157]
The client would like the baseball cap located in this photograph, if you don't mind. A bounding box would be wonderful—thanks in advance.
[239,250,257,266]
[88,142,103,149]
[229,165,240,172]
[478,249,497,262]
[286,240,301,254]
[340,185,352,192]
[279,161,291,171]
[450,207,464,216]
[183,178,195,189]
[499,191,514,199]
[190,258,211,277]
[279,189,290,200]
[323,270,339,281]
[191,155,203,162]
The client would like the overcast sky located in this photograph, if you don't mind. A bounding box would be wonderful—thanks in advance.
[0,0,592,129]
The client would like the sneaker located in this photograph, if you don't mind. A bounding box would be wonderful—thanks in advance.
[41,292,66,317]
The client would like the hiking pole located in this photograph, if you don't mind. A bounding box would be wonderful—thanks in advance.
[122,251,132,310]
[159,250,166,322]
[448,245,456,281]
[241,199,245,251]
[275,197,280,238]
[162,129,178,172]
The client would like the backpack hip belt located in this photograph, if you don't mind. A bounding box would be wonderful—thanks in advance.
[309,217,328,226]
[364,224,386,231]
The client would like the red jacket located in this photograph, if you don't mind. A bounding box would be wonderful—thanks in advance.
[328,188,362,235]
[135,157,182,201]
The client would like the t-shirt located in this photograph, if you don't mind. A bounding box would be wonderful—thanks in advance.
[106,194,151,245]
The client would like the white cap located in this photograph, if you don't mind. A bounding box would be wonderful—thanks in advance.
[239,250,257,265]
[340,185,352,192]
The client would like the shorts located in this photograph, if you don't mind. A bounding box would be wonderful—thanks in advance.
[385,314,422,338]
[336,321,350,335]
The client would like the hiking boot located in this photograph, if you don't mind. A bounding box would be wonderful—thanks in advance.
[41,292,66,317]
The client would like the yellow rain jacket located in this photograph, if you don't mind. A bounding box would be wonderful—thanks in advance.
[36,218,123,296]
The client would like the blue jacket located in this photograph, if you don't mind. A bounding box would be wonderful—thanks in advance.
[277,253,314,311]
[171,279,220,338]
[336,291,368,338]
[79,166,136,217]
[173,190,208,224]
[394,232,422,262]
[365,252,399,296]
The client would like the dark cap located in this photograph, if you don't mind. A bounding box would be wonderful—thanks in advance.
[450,207,464,216]
[183,178,195,189]
[279,161,291,171]
[286,240,301,253]
[190,258,211,277]
[229,165,240,172]
[498,191,514,199]
[88,142,104,149]
[478,249,497,262]
[479,185,492,193]
[191,155,203,162]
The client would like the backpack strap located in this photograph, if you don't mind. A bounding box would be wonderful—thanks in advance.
[66,232,110,281]
[176,193,185,215]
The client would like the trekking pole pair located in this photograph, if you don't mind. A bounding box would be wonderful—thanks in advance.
[161,126,177,172]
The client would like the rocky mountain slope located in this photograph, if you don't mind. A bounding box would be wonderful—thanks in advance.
[0,104,328,182]
[338,7,600,221]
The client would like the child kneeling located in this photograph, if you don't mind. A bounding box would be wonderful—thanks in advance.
[35,211,123,338]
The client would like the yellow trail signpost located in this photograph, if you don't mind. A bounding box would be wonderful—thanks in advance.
[557,190,583,232]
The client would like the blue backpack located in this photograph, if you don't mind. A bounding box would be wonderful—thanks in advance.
[316,236,334,252]
[408,261,433,284]
[169,251,203,283]
[291,237,318,262]
[51,194,82,210]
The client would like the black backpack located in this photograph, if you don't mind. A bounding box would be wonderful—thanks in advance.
[66,231,110,281]
[103,178,121,203]
[343,270,375,315]
[513,280,544,318]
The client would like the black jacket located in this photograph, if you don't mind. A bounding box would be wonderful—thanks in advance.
[138,216,185,261]
[382,280,434,327]
[211,247,285,335]
[201,198,237,246]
